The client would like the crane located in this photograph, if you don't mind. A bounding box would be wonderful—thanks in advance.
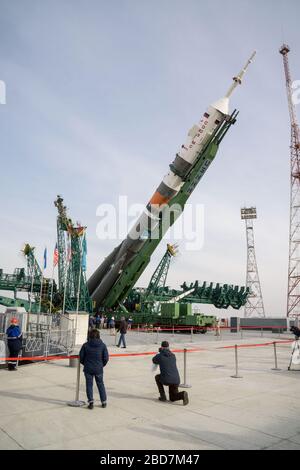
[280,44,300,318]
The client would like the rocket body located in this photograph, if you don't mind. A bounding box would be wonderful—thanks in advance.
[88,99,228,306]
[88,53,256,307]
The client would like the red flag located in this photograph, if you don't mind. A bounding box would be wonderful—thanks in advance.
[53,243,59,267]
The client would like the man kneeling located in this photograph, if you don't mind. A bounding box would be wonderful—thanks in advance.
[152,341,189,406]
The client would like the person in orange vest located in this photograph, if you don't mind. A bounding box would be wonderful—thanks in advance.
[6,318,23,371]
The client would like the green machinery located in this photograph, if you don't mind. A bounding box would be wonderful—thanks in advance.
[123,243,250,328]
[0,244,55,312]
[0,197,92,314]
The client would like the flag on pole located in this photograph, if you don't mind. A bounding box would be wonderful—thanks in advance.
[53,243,59,267]
[82,234,87,272]
[43,247,47,270]
[67,238,72,262]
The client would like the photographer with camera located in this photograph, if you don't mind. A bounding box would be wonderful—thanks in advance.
[152,341,189,406]
[288,325,300,370]
[290,325,300,338]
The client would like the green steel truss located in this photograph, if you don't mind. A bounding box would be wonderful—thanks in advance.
[145,244,177,298]
[54,195,92,313]
[0,244,55,312]
[126,282,249,312]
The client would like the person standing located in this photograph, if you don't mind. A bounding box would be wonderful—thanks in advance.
[95,313,101,330]
[79,329,109,409]
[127,316,133,330]
[152,340,189,406]
[116,316,127,348]
[6,318,23,371]
[88,315,95,331]
[215,318,221,337]
[109,316,115,336]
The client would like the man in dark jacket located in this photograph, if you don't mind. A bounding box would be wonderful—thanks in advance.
[152,341,189,405]
[79,329,109,409]
[116,316,127,348]
[95,313,101,330]
[6,317,23,371]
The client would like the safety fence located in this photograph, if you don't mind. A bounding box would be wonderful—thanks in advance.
[0,328,76,364]
[0,312,76,363]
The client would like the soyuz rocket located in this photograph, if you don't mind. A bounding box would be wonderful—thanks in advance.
[88,52,256,308]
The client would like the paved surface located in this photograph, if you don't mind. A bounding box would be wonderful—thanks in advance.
[0,330,300,450]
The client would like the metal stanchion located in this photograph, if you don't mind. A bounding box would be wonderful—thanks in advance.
[271,342,281,371]
[240,327,243,339]
[180,348,192,389]
[67,357,86,407]
[231,345,243,378]
[155,327,159,345]
[44,330,50,360]
[137,324,140,335]
[172,326,175,337]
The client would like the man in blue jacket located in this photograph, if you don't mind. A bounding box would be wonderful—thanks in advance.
[6,317,23,371]
[152,341,189,406]
[79,329,109,409]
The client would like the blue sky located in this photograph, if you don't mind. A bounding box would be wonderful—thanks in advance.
[1,0,300,317]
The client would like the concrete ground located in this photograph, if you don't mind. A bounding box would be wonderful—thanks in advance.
[0,329,300,450]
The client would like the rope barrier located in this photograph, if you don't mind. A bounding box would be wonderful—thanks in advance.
[1,347,204,362]
[128,325,289,333]
[217,339,293,350]
[1,337,295,362]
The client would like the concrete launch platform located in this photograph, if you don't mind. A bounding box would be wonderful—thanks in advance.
[0,330,300,450]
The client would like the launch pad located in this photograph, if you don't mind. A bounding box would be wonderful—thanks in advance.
[0,330,299,450]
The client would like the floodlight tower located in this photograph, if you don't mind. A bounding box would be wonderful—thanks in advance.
[279,44,300,319]
[241,207,265,318]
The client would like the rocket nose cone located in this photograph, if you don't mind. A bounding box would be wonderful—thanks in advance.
[211,97,229,115]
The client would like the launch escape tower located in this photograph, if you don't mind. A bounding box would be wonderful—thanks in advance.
[241,207,265,318]
[280,44,300,319]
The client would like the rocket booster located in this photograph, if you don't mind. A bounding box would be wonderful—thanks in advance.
[88,52,256,307]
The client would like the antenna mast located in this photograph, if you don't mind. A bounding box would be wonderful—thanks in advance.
[241,207,265,318]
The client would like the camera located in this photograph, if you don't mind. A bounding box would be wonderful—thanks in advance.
[290,326,300,338]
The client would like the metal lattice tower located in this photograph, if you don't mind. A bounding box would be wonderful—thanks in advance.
[241,207,265,318]
[54,195,92,313]
[280,44,300,318]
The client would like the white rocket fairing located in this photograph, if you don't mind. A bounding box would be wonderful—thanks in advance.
[88,51,256,306]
